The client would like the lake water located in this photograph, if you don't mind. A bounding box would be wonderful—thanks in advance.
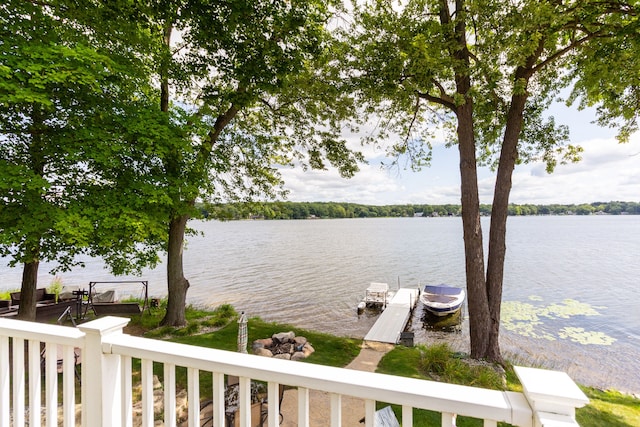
[1,216,639,394]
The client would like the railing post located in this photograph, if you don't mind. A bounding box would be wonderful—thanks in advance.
[514,366,589,427]
[78,316,130,427]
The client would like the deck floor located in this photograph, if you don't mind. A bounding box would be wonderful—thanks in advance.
[364,288,420,344]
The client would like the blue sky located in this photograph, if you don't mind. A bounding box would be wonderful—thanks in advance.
[279,104,640,205]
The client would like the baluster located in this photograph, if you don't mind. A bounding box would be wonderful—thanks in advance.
[12,338,25,427]
[297,387,310,427]
[442,412,457,427]
[187,367,199,427]
[122,355,133,427]
[28,340,41,427]
[266,381,280,427]
[364,399,375,427]
[141,359,154,427]
[45,342,57,427]
[212,372,225,427]
[164,363,177,427]
[330,393,341,427]
[402,405,413,426]
[238,376,252,427]
[61,345,75,427]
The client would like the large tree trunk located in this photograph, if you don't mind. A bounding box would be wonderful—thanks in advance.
[445,0,501,362]
[456,102,496,360]
[485,90,529,361]
[17,261,39,321]
[158,23,191,327]
[161,214,190,326]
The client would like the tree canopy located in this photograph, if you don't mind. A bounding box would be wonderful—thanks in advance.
[0,0,174,318]
[110,0,366,326]
[340,0,639,361]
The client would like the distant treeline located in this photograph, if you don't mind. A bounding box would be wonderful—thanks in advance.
[201,201,640,220]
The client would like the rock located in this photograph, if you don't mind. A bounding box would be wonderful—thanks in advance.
[255,338,273,347]
[275,342,293,354]
[302,343,315,357]
[293,336,307,350]
[153,374,162,389]
[252,341,265,351]
[176,389,189,423]
[254,348,274,357]
[273,353,291,360]
[291,351,306,361]
[272,331,295,343]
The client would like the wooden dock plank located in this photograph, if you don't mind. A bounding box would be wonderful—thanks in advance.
[364,288,419,344]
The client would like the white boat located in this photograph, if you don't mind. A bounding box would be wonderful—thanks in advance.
[420,285,465,316]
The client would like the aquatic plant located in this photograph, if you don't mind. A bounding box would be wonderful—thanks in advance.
[501,298,616,345]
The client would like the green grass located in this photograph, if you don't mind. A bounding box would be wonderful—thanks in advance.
[125,299,237,337]
[576,387,640,427]
[0,289,17,300]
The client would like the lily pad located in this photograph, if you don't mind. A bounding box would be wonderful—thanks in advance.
[558,327,616,345]
[501,298,614,345]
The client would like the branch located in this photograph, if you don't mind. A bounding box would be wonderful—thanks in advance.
[403,96,422,146]
[531,31,600,74]
[200,86,246,157]
[416,79,456,111]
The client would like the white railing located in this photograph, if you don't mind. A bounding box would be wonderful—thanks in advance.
[0,316,588,427]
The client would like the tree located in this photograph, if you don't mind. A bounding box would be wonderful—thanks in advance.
[134,0,363,326]
[0,1,171,319]
[345,0,639,361]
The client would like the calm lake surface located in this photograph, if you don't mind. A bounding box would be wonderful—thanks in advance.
[1,216,639,394]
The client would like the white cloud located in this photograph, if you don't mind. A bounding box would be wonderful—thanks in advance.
[280,163,404,204]
[279,122,639,205]
[509,135,640,204]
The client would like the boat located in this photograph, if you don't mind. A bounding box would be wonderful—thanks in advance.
[420,284,465,316]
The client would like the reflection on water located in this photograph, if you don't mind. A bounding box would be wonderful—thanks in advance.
[1,216,639,394]
[421,309,463,333]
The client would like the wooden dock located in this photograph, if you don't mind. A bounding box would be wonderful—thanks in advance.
[364,287,420,344]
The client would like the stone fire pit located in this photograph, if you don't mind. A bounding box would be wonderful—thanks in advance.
[252,331,315,361]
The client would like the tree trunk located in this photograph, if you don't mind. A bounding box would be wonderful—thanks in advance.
[484,91,529,362]
[157,22,191,327]
[161,214,190,326]
[17,261,39,321]
[456,101,495,360]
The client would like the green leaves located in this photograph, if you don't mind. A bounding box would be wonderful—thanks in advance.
[343,0,639,170]
[0,0,170,274]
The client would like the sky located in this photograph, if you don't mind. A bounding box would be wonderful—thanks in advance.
[278,103,640,206]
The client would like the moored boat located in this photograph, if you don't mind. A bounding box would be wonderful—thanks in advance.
[420,284,465,316]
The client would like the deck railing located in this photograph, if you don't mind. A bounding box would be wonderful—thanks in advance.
[0,316,588,427]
